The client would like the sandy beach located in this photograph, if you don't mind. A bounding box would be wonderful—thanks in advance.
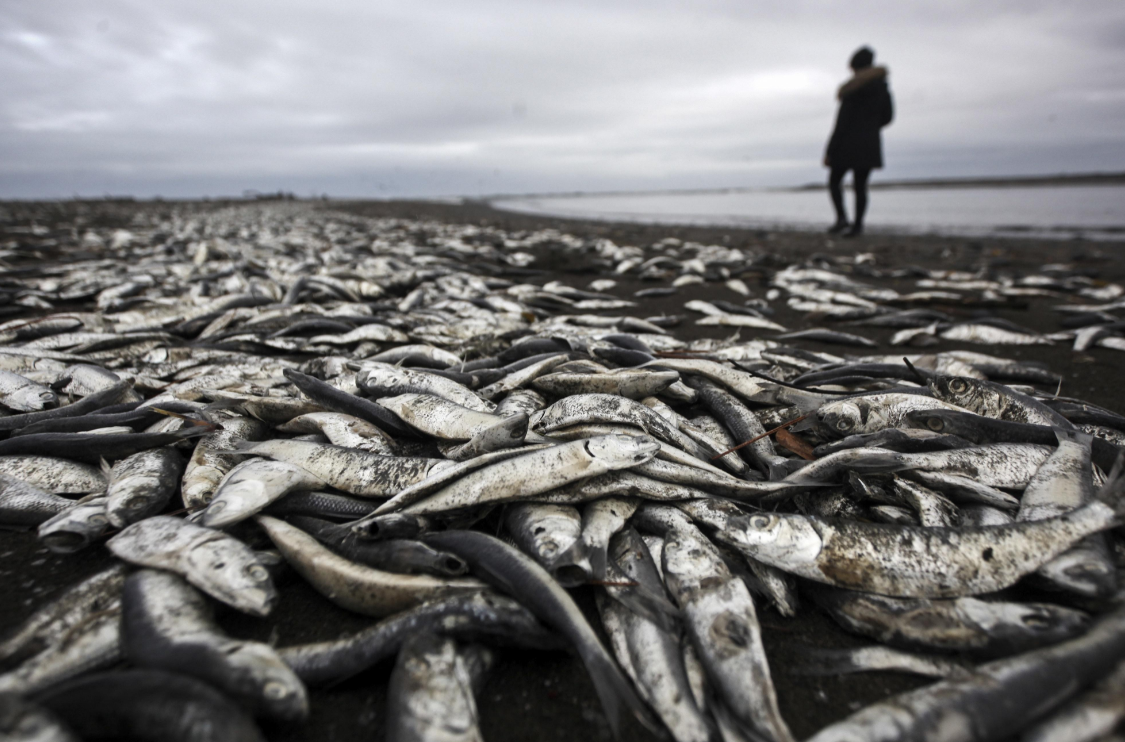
[2,197,1124,741]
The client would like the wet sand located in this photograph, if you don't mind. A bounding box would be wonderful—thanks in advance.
[2,197,1124,741]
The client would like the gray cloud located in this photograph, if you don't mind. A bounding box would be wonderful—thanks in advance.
[2,0,1123,198]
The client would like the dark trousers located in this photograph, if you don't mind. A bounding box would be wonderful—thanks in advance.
[829,166,871,227]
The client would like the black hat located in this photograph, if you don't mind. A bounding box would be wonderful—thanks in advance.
[850,47,874,70]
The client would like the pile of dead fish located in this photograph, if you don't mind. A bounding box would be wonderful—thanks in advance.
[1,201,1125,742]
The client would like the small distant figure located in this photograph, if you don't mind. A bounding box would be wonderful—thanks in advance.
[823,46,893,237]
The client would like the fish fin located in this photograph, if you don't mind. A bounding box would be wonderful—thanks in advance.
[709,694,773,742]
[606,585,681,635]
[785,645,865,676]
[99,457,112,478]
[1095,451,1125,518]
[766,461,789,482]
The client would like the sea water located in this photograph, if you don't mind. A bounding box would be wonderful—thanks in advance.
[492,185,1125,240]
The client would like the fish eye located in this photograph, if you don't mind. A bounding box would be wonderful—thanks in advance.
[948,378,969,394]
[926,418,944,432]
[263,681,290,700]
[124,496,146,510]
[247,565,269,581]
[835,418,854,432]
[749,515,771,529]
[89,515,108,526]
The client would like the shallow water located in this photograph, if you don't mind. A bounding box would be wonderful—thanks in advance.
[494,184,1125,240]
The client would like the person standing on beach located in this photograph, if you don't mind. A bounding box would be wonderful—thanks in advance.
[824,46,893,237]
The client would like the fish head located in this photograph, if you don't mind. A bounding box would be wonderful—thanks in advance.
[356,363,404,390]
[7,387,56,412]
[904,409,953,433]
[585,434,661,467]
[200,475,269,529]
[817,401,865,436]
[106,483,163,529]
[929,375,992,413]
[227,643,309,720]
[40,498,110,553]
[734,511,823,565]
[185,536,278,616]
[963,599,1090,654]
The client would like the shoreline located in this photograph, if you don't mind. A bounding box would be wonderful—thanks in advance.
[331,198,1125,282]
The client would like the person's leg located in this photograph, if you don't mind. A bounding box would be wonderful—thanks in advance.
[828,166,848,232]
[847,168,872,236]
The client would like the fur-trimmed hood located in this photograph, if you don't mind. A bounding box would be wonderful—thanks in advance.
[837,66,888,100]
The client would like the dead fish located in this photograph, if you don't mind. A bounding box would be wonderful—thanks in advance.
[231,439,452,498]
[0,473,73,528]
[105,447,185,528]
[806,607,1125,742]
[200,458,326,528]
[256,515,485,618]
[37,496,111,554]
[0,370,57,412]
[394,435,659,515]
[710,471,1125,597]
[804,583,1089,657]
[0,456,107,495]
[122,569,308,720]
[634,504,793,742]
[278,592,559,686]
[386,633,493,742]
[181,415,268,510]
[422,529,659,738]
[107,515,277,616]
[505,503,592,586]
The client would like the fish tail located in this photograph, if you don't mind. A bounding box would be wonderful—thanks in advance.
[581,645,660,738]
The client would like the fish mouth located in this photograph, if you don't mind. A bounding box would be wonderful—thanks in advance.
[41,531,88,552]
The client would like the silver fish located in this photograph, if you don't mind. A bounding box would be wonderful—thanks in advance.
[122,569,307,720]
[257,515,485,617]
[635,504,793,742]
[0,456,106,495]
[697,472,1125,597]
[200,459,325,528]
[0,370,57,412]
[0,473,73,527]
[806,584,1089,657]
[1017,430,1116,597]
[806,607,1125,742]
[505,503,592,586]
[386,634,493,742]
[107,515,277,616]
[105,447,184,528]
[37,496,110,553]
[231,439,452,498]
[396,435,659,515]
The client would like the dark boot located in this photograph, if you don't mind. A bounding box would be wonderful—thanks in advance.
[827,220,850,235]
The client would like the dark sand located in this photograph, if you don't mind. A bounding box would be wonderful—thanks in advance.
[2,198,1124,741]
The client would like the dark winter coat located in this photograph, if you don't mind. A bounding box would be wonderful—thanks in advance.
[825,66,894,170]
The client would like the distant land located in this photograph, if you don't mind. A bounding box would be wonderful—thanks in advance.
[794,171,1125,191]
[484,171,1125,203]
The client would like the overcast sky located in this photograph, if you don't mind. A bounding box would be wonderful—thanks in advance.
[3,1,1124,199]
